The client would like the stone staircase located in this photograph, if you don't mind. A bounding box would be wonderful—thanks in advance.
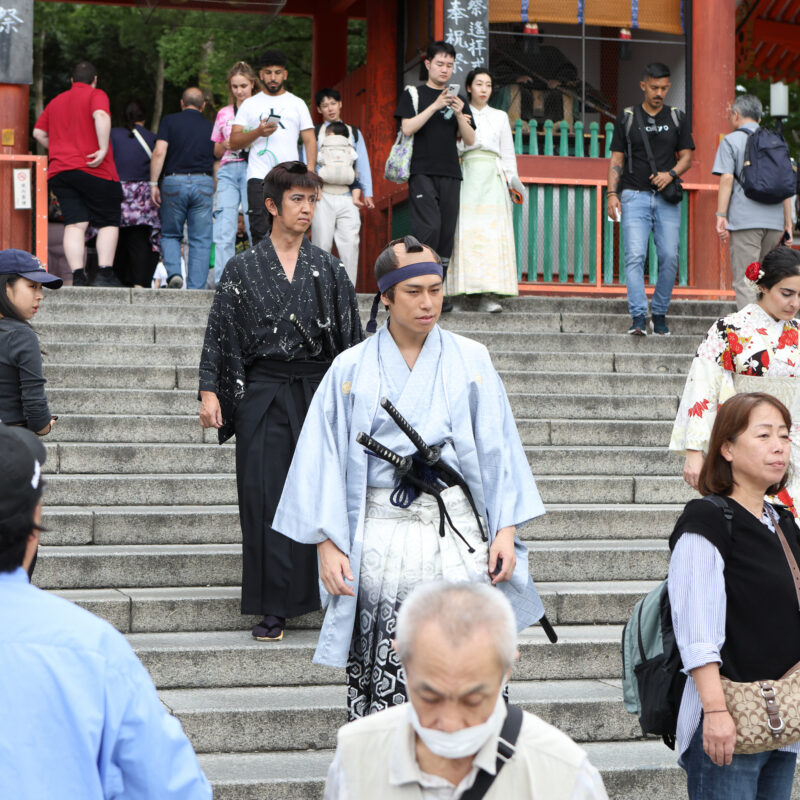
[33,288,792,798]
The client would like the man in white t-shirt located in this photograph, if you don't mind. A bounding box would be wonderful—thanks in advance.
[229,49,315,244]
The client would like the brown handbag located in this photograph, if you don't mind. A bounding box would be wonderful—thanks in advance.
[720,505,800,754]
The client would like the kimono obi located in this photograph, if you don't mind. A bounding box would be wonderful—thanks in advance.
[245,358,330,386]
[732,374,800,431]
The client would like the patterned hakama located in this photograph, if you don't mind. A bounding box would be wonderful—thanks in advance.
[346,486,490,720]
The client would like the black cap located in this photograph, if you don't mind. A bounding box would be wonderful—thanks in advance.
[0,249,63,288]
[0,425,47,542]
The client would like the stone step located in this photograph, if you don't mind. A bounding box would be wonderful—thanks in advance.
[614,352,694,375]
[158,679,637,753]
[636,476,698,505]
[198,740,693,800]
[48,415,207,443]
[44,386,681,422]
[37,303,211,325]
[54,580,656,634]
[127,626,623,689]
[34,321,156,344]
[561,313,714,336]
[33,539,668,590]
[43,343,203,366]
[42,473,650,506]
[40,503,682,546]
[460,330,699,353]
[42,505,241,545]
[45,365,179,390]
[43,443,674,476]
[44,285,735,317]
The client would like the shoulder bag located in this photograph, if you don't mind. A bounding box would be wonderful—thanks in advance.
[720,504,800,753]
[633,105,683,204]
[384,85,418,184]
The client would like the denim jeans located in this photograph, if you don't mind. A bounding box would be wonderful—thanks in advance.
[160,174,214,290]
[212,160,250,283]
[680,718,797,800]
[620,188,681,318]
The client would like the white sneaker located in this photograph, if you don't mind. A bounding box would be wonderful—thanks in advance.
[477,295,503,313]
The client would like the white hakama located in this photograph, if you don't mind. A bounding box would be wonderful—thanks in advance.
[348,486,491,718]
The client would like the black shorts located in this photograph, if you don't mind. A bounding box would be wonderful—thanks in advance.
[49,170,123,227]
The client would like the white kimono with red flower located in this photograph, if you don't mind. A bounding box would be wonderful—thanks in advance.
[670,303,800,511]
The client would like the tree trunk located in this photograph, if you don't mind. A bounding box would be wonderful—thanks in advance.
[151,53,165,133]
[33,28,45,154]
[199,33,214,115]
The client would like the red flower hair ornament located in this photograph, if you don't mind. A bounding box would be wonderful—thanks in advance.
[745,261,765,289]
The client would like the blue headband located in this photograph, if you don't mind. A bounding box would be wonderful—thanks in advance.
[367,261,444,333]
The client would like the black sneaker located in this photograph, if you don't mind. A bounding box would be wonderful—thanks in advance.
[651,314,670,336]
[93,267,123,288]
[627,315,647,336]
[72,268,88,286]
[167,274,184,289]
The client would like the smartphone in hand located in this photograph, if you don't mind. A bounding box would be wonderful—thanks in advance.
[265,114,281,126]
[446,83,460,96]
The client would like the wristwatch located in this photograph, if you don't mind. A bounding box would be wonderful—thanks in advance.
[668,169,678,179]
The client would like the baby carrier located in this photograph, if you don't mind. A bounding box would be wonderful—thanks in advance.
[318,134,356,187]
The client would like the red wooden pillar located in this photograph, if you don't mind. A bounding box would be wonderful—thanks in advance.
[690,0,734,291]
[312,8,349,122]
[361,0,398,292]
[0,84,31,251]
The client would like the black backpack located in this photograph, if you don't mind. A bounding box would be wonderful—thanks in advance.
[733,126,796,205]
[621,495,733,749]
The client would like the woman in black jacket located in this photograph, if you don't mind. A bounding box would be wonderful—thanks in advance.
[668,391,800,799]
[0,250,61,435]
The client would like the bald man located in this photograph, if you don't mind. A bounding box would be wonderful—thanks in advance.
[150,87,216,289]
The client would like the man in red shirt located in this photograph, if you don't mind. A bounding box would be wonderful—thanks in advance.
[33,61,123,287]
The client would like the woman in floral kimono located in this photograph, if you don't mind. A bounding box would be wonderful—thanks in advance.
[670,247,800,510]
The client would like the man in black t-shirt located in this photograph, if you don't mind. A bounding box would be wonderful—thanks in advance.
[607,63,694,336]
[395,41,476,312]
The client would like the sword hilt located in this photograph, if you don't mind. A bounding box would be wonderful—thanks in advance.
[289,313,322,357]
[379,396,437,462]
[356,432,411,472]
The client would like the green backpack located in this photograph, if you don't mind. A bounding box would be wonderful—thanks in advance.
[621,495,733,749]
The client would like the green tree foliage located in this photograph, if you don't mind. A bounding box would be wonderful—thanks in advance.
[31,2,369,133]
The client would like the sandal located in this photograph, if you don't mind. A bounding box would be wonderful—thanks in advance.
[252,615,285,641]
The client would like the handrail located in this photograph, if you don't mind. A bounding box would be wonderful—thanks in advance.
[0,154,49,268]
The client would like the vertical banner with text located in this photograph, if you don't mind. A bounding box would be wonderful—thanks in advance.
[0,0,33,84]
[443,0,489,90]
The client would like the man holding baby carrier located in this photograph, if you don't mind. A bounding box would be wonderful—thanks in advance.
[395,41,476,312]
[230,49,316,245]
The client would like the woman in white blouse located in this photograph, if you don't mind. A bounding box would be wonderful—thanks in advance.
[446,68,524,313]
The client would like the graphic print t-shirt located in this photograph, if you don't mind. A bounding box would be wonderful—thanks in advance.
[609,105,695,191]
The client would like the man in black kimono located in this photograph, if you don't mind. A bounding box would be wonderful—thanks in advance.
[199,161,364,641]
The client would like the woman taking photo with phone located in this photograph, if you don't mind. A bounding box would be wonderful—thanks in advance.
[211,61,258,284]
[446,67,524,313]
[0,250,61,435]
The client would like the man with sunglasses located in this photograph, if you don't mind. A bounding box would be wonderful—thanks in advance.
[199,161,363,643]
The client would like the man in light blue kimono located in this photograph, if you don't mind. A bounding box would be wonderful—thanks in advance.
[274,235,546,719]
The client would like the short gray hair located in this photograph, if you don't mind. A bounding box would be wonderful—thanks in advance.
[395,582,517,671]
[732,94,762,122]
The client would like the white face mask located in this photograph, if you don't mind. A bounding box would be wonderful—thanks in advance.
[407,690,506,759]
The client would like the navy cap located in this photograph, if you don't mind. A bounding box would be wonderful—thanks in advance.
[0,249,63,289]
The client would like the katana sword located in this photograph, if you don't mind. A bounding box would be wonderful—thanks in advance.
[378,397,558,644]
[288,313,322,357]
[379,396,486,541]
[312,269,338,359]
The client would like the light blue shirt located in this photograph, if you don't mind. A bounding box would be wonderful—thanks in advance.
[712,122,785,231]
[0,567,211,799]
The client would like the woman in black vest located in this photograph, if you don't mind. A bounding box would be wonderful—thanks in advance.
[668,392,800,798]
